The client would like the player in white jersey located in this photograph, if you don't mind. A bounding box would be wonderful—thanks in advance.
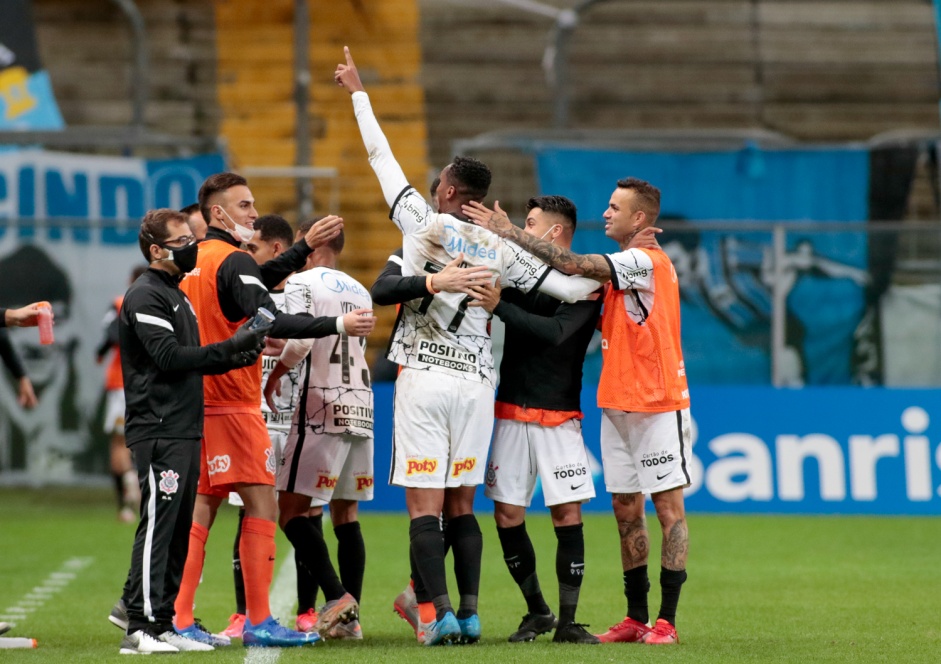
[263,227,373,640]
[336,46,601,646]
[462,181,687,646]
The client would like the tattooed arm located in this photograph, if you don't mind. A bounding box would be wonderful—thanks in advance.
[464,200,612,281]
[463,200,662,283]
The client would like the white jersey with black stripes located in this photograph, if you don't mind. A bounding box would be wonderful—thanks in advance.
[390,186,550,387]
[351,90,601,387]
[280,267,373,437]
[259,290,303,431]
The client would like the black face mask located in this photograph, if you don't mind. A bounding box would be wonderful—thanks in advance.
[163,241,198,274]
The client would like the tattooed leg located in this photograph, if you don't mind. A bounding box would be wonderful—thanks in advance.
[651,487,688,571]
[612,493,648,570]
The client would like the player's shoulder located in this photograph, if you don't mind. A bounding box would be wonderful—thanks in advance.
[323,268,371,298]
[394,186,434,217]
[299,267,369,295]
[123,272,171,310]
[286,267,319,285]
[607,246,656,267]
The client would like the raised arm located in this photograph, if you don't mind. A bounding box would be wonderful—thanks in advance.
[336,46,410,210]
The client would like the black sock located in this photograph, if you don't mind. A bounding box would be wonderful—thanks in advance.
[657,568,687,626]
[441,517,450,556]
[410,546,430,603]
[555,523,584,625]
[335,521,365,603]
[295,514,322,613]
[283,516,345,600]
[409,515,451,621]
[294,550,316,614]
[233,508,246,615]
[113,473,125,509]
[624,565,650,624]
[445,514,482,619]
[497,522,551,616]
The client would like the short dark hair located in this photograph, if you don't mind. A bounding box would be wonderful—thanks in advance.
[297,216,344,253]
[254,214,294,247]
[138,209,187,261]
[198,172,248,223]
[325,228,345,254]
[179,202,200,216]
[617,177,661,224]
[297,215,323,235]
[448,156,491,203]
[526,195,577,231]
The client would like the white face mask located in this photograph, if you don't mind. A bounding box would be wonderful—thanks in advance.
[539,224,561,243]
[217,206,255,243]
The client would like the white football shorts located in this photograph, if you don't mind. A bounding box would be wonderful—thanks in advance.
[277,430,374,503]
[103,389,126,435]
[390,367,493,488]
[484,417,595,508]
[600,408,692,495]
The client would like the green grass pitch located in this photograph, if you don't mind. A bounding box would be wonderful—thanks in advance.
[1,487,940,662]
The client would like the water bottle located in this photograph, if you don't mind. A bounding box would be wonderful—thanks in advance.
[37,302,54,345]
[249,307,275,332]
[0,637,38,649]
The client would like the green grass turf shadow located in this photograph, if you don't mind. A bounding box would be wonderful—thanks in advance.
[1,488,940,662]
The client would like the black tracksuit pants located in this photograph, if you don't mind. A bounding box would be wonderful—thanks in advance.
[123,437,200,633]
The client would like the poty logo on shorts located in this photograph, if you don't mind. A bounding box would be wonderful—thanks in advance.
[207,455,231,476]
[451,458,476,478]
[159,470,179,495]
[406,458,437,475]
[265,448,275,475]
[356,476,374,491]
[316,475,338,489]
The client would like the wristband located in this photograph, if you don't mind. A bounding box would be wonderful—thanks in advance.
[336,316,346,335]
[426,274,440,294]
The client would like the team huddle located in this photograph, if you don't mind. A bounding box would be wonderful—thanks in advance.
[109,47,692,654]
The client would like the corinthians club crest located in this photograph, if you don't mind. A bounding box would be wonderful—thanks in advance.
[159,469,179,496]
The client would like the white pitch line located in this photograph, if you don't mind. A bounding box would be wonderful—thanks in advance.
[244,556,298,664]
[0,557,93,626]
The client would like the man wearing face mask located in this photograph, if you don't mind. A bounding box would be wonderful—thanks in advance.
[172,172,375,648]
[117,209,269,655]
[472,196,603,644]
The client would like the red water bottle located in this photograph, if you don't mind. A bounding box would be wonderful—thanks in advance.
[37,301,54,345]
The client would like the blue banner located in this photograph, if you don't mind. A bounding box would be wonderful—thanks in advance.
[535,147,871,386]
[363,384,941,515]
[0,0,64,130]
[0,150,225,242]
[0,152,224,480]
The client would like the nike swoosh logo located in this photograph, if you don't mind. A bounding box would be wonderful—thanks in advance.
[656,472,671,480]
[570,563,584,569]
[570,483,585,491]
[173,304,180,311]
